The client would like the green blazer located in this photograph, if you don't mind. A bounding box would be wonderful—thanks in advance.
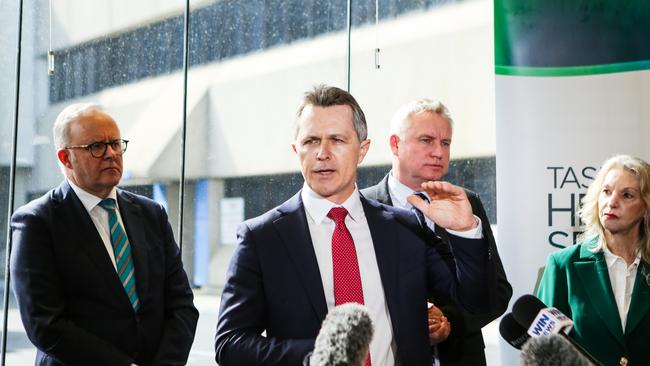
[537,239,650,366]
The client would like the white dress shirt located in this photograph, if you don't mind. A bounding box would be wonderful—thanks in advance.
[386,171,483,239]
[602,244,641,331]
[68,180,124,271]
[301,184,396,366]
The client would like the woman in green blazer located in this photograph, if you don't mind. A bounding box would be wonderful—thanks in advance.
[538,155,650,366]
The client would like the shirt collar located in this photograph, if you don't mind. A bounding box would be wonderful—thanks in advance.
[387,170,426,209]
[602,243,641,269]
[67,180,118,213]
[301,183,363,224]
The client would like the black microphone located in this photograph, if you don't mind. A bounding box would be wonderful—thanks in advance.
[512,295,574,336]
[499,312,530,350]
[511,295,602,366]
[309,303,374,366]
[520,334,593,366]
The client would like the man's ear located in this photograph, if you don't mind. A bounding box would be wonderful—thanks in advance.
[57,148,73,169]
[357,139,371,165]
[389,135,400,156]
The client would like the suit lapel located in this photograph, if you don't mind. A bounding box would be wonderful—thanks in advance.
[573,246,624,344]
[375,174,394,206]
[117,190,150,311]
[56,182,127,300]
[361,197,400,337]
[625,261,650,336]
[273,192,328,321]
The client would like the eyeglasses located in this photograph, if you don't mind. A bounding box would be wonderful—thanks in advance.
[65,139,129,158]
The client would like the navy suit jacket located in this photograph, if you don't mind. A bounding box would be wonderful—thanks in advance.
[215,191,490,365]
[10,181,198,366]
[361,174,512,366]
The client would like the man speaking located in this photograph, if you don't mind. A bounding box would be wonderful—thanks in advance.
[362,99,511,365]
[215,85,495,365]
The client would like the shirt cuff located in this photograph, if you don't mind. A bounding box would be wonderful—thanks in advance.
[446,215,483,239]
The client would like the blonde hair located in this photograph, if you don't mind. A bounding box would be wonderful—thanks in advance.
[578,154,650,262]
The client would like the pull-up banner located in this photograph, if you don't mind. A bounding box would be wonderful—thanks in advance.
[494,1,650,362]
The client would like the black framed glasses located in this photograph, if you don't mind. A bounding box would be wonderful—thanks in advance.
[65,139,129,158]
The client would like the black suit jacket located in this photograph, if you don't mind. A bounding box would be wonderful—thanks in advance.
[215,191,491,366]
[10,181,199,366]
[361,174,512,366]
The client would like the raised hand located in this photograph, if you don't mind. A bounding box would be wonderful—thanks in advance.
[406,181,476,231]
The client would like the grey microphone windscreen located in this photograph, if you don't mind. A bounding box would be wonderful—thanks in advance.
[310,303,374,366]
[520,334,594,366]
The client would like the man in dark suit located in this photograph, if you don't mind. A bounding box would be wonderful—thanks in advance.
[215,85,494,366]
[10,103,199,366]
[361,99,512,366]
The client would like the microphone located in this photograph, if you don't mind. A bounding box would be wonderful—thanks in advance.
[511,295,602,366]
[499,312,530,350]
[310,303,374,366]
[512,294,573,337]
[520,334,593,366]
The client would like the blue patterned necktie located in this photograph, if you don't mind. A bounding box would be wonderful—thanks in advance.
[98,198,140,311]
[411,192,431,231]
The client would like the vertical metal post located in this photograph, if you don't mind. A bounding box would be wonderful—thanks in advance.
[1,0,25,363]
[346,0,352,91]
[177,0,190,254]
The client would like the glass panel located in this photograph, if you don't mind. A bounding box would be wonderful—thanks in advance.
[3,1,353,364]
[4,0,186,363]
[0,0,32,363]
[184,1,349,363]
[349,0,495,218]
[349,0,499,363]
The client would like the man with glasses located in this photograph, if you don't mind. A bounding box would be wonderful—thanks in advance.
[10,103,198,366]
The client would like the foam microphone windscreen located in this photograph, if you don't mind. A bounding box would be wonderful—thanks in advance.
[521,334,594,366]
[499,313,530,350]
[310,303,374,366]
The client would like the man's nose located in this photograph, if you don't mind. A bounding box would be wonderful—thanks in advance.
[428,142,443,157]
[316,142,331,160]
[103,144,118,158]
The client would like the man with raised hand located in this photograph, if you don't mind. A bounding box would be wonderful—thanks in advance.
[362,99,511,366]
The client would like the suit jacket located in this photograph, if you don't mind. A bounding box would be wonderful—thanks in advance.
[214,190,491,366]
[538,239,650,366]
[10,181,199,366]
[361,174,512,366]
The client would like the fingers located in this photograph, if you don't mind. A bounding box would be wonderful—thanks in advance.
[406,194,429,213]
[421,181,465,198]
[427,302,451,345]
[427,302,443,317]
[428,316,451,345]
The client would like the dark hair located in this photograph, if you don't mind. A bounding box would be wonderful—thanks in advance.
[295,84,367,141]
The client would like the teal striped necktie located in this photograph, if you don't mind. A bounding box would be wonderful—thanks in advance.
[98,198,140,311]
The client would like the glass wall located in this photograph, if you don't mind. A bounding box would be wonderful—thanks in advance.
[0,0,495,364]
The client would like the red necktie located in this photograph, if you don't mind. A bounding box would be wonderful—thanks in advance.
[327,207,371,366]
